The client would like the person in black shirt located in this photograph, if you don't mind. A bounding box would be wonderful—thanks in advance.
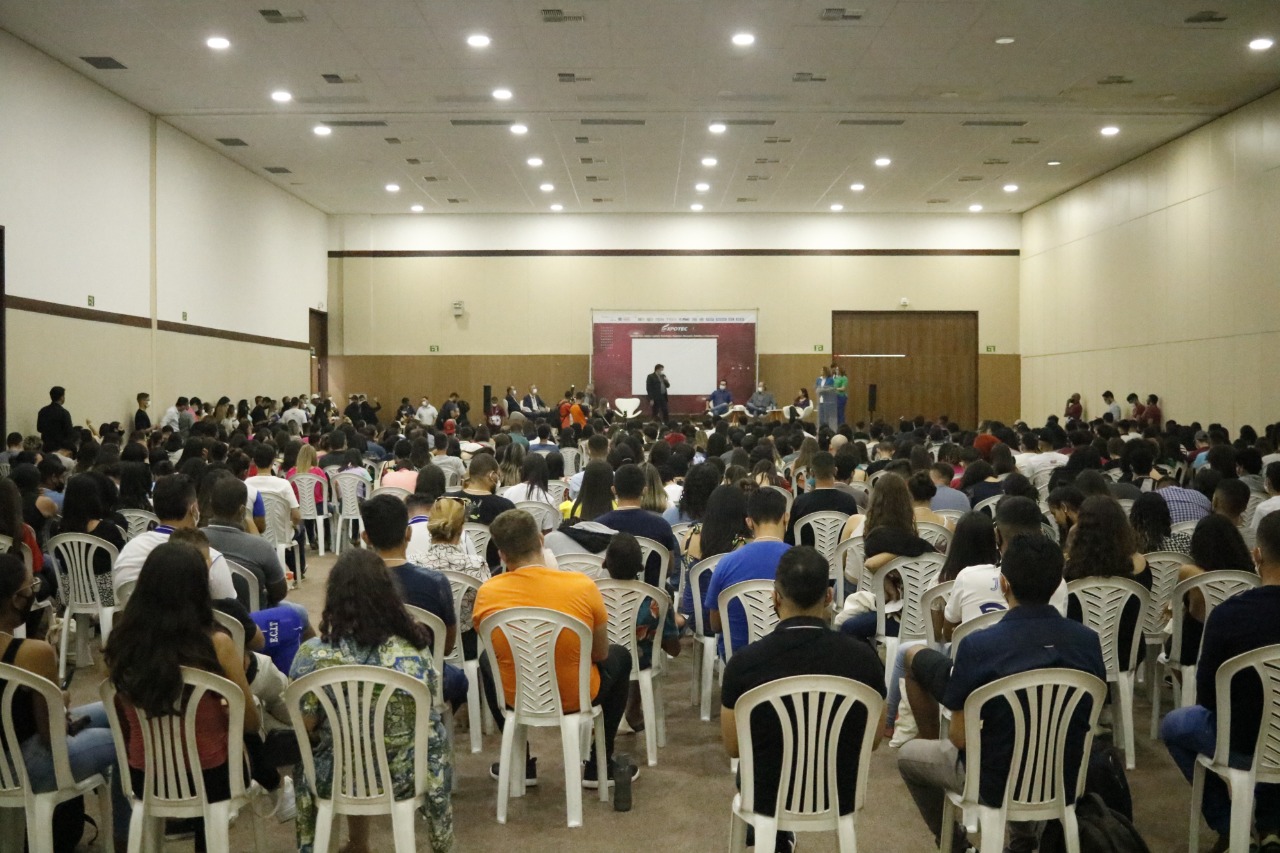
[446,453,515,568]
[342,394,362,423]
[722,546,885,853]
[784,452,859,545]
[134,392,152,434]
[646,364,670,422]
[358,395,381,425]
[1162,512,1280,852]
[36,386,73,454]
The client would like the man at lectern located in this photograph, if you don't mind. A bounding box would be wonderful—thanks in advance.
[706,379,733,418]
[646,364,670,422]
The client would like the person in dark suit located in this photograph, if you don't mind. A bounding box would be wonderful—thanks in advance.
[646,364,670,422]
[36,386,73,453]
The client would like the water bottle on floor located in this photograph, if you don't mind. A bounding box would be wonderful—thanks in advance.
[613,753,633,812]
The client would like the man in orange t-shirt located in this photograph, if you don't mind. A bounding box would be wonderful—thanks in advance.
[472,508,634,788]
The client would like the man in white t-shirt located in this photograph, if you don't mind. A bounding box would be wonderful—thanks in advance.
[279,398,309,429]
[112,474,236,600]
[1250,462,1280,538]
[416,397,438,429]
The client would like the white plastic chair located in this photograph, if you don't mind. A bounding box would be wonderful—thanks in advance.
[212,609,246,661]
[917,521,953,555]
[794,511,850,565]
[225,560,262,612]
[463,522,492,562]
[1066,577,1148,769]
[331,471,368,553]
[935,509,965,525]
[1170,520,1199,537]
[546,480,569,505]
[1189,644,1280,853]
[0,535,33,574]
[1141,551,1192,737]
[973,496,1001,518]
[718,580,780,663]
[834,536,866,594]
[729,675,884,853]
[689,554,726,721]
[766,484,794,515]
[0,663,115,853]
[1116,498,1134,514]
[1030,469,1054,502]
[949,609,1006,656]
[101,667,266,853]
[259,491,302,580]
[867,470,888,489]
[437,569,493,753]
[557,552,607,579]
[670,522,692,540]
[46,533,117,683]
[920,581,956,648]
[597,579,670,766]
[476,607,608,827]
[444,470,462,490]
[940,668,1107,853]
[289,472,331,556]
[560,447,582,476]
[118,509,158,541]
[515,500,561,532]
[870,554,945,690]
[285,665,435,853]
[370,485,411,501]
[1154,570,1261,727]
[404,606,449,718]
[115,578,137,609]
[614,398,642,420]
[635,536,672,587]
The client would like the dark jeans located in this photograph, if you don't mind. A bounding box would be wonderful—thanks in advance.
[283,530,307,578]
[651,401,668,422]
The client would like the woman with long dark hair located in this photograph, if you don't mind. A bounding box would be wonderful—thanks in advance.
[667,462,718,526]
[1063,495,1151,665]
[55,471,125,606]
[959,460,1002,507]
[116,461,153,511]
[502,451,553,505]
[289,549,453,853]
[1129,492,1190,555]
[564,461,615,520]
[937,511,999,584]
[1171,513,1256,666]
[680,483,751,622]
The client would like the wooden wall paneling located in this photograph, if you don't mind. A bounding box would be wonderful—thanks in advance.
[978,354,1022,424]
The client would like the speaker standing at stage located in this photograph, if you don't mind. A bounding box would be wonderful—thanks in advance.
[646,363,670,422]
[816,365,837,430]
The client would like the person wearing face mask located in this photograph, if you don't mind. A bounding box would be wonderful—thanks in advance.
[746,381,776,417]
[503,386,522,419]
[445,453,516,569]
[520,384,550,419]
[646,364,671,422]
[706,379,733,418]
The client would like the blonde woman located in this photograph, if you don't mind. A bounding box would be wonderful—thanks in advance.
[414,497,491,650]
[788,436,819,494]
[288,443,328,549]
[639,462,669,513]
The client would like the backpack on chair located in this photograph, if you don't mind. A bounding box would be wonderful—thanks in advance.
[1038,793,1151,853]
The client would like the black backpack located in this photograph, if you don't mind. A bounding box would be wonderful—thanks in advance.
[1085,740,1133,820]
[1039,794,1150,853]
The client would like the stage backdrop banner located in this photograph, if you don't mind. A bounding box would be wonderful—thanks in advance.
[591,310,758,416]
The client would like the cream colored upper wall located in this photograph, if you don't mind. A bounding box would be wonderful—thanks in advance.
[1020,86,1280,428]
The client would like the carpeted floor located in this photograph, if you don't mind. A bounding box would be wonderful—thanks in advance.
[64,551,1219,852]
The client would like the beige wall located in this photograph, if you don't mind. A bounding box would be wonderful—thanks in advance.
[1021,86,1280,429]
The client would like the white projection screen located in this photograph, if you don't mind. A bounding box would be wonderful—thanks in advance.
[630,337,717,396]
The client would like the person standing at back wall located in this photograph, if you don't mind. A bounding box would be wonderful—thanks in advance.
[646,364,670,422]
[832,364,848,427]
[816,366,837,430]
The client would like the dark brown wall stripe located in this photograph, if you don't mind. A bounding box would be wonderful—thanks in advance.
[5,295,308,350]
[328,248,1020,259]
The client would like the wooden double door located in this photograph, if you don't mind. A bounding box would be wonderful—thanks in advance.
[831,311,977,428]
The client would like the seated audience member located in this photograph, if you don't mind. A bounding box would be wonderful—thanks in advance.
[112,474,237,600]
[664,460,716,525]
[706,380,733,418]
[471,509,633,788]
[1250,461,1280,538]
[1169,513,1257,668]
[379,440,418,490]
[1046,485,1084,546]
[721,546,886,853]
[958,460,1003,508]
[289,549,454,853]
[1161,511,1280,853]
[54,470,125,607]
[502,451,556,505]
[745,382,776,417]
[520,385,550,419]
[360,494,467,711]
[929,462,973,513]
[563,460,616,521]
[907,470,956,531]
[594,463,682,588]
[316,430,347,470]
[201,476,291,606]
[413,495,491,658]
[703,488,790,657]
[447,453,516,568]
[569,434,610,501]
[783,451,859,545]
[897,535,1106,853]
[1129,490,1191,555]
[245,442,305,574]
[286,443,328,550]
[1157,476,1213,524]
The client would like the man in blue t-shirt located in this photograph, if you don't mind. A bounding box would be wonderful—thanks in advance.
[594,464,682,587]
[703,488,791,657]
[706,380,733,418]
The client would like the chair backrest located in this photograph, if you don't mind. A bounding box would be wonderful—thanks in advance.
[259,491,296,548]
[917,521,952,555]
[285,664,432,808]
[546,480,568,504]
[100,667,253,810]
[46,533,116,613]
[444,469,462,489]
[950,610,1006,659]
[834,535,867,593]
[323,465,341,482]
[935,509,965,525]
[1066,577,1149,677]
[1170,570,1262,662]
[867,470,887,489]
[1041,521,1060,542]
[115,579,137,609]
[688,554,725,637]
[847,481,871,506]
[556,552,607,579]
[560,447,582,476]
[921,581,956,647]
[476,606,594,721]
[718,580,780,662]
[871,553,946,642]
[765,484,794,514]
[369,485,410,501]
[734,675,885,821]
[669,522,692,540]
[437,568,484,643]
[1209,643,1280,778]
[1030,468,1055,501]
[1140,551,1192,638]
[959,669,1105,816]
[973,496,1001,518]
[332,472,368,520]
[1116,498,1134,514]
[119,508,159,540]
[515,500,561,532]
[0,535,32,574]
[596,579,670,676]
[0,662,79,796]
[404,605,448,694]
[794,511,849,562]
[225,560,262,612]
[463,522,491,558]
[212,609,246,659]
[288,473,329,520]
[634,536,672,586]
[1170,520,1198,536]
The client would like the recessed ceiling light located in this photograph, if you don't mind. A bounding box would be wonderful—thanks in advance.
[1003,184,1018,192]
[206,36,230,50]
[874,157,891,167]
[526,157,543,167]
[1100,126,1120,136]
[539,183,554,192]
[701,157,718,167]
[313,125,331,136]
[850,183,865,191]
[510,124,528,135]
[994,37,1015,45]
[385,183,400,193]
[1047,160,1062,166]
[410,204,424,213]
[731,33,755,46]
[550,203,563,211]
[270,90,292,103]
[969,204,983,212]
[709,122,727,134]
[467,34,491,48]
[690,203,703,211]
[492,88,513,101]
[1249,37,1274,51]
[830,203,844,211]
[695,182,710,192]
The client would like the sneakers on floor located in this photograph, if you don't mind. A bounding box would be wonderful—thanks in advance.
[582,758,640,789]
[489,756,538,787]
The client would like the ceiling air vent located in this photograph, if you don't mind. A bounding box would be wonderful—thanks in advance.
[737,197,758,203]
[558,72,593,83]
[579,157,606,165]
[585,176,608,182]
[754,158,780,164]
[445,198,468,204]
[962,120,1027,127]
[746,175,770,182]
[820,8,864,21]
[216,137,249,147]
[792,72,828,83]
[1097,75,1134,85]
[259,9,307,24]
[384,137,401,144]
[322,73,361,84]
[263,166,291,174]
[574,136,602,144]
[451,119,516,126]
[81,56,126,69]
[541,9,585,23]
[763,136,792,144]
[1184,10,1227,23]
[1011,137,1040,144]
[406,158,422,165]
[983,158,1009,166]
[591,197,613,203]
[723,119,776,126]
[958,175,983,182]
[838,119,905,126]
[422,176,448,182]
[580,118,645,126]
[926,198,950,204]
[324,120,386,127]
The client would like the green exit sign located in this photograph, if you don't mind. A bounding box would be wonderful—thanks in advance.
[429,345,440,353]
[985,345,996,353]
[813,344,825,352]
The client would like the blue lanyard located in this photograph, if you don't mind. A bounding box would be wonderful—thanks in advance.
[409,516,429,525]
[154,525,175,535]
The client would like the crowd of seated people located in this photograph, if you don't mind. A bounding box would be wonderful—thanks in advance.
[8,380,1280,853]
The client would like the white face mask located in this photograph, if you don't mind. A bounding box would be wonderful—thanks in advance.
[757,385,764,392]
[719,384,726,390]
[531,388,538,395]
